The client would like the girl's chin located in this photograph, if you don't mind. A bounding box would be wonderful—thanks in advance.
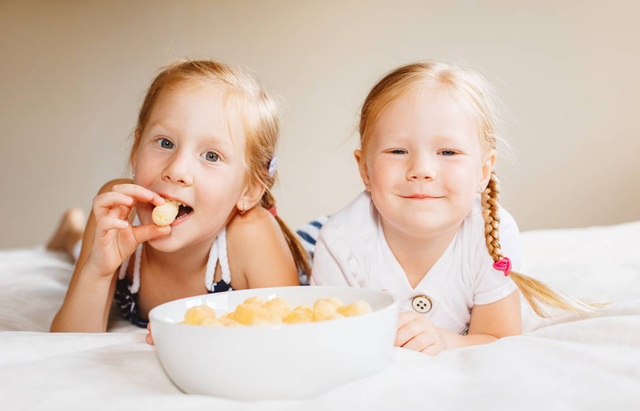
[384,215,453,237]
[145,235,183,253]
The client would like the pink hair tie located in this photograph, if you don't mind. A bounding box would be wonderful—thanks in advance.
[493,257,512,277]
[268,207,278,217]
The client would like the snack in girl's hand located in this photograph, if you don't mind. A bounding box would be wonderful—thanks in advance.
[151,200,180,227]
[182,296,372,327]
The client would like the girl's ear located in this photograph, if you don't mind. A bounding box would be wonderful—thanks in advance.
[354,150,371,191]
[237,177,265,213]
[478,150,496,192]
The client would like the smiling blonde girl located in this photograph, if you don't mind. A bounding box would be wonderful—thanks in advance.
[311,61,601,355]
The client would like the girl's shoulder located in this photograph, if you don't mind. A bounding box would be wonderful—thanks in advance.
[227,206,280,239]
[226,206,299,287]
[226,206,290,264]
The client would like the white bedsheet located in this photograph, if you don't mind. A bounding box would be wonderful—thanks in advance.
[1,221,639,410]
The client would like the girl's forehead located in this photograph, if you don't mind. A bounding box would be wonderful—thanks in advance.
[146,85,247,147]
[370,88,480,145]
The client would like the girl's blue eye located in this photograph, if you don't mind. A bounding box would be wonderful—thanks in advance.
[202,151,219,163]
[440,150,456,156]
[158,138,174,149]
[390,149,407,155]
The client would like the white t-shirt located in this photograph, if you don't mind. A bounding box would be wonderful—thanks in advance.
[311,191,522,334]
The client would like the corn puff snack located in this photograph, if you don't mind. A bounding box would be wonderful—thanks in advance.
[152,199,180,226]
[338,300,372,317]
[312,298,343,321]
[182,296,372,327]
[182,305,217,325]
[283,305,314,324]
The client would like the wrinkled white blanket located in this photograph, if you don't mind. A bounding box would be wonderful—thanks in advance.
[1,221,639,410]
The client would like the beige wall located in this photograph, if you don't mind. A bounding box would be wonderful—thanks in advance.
[2,0,639,249]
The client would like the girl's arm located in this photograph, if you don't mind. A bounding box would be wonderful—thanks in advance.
[227,207,300,289]
[441,290,522,349]
[396,291,521,355]
[50,179,168,332]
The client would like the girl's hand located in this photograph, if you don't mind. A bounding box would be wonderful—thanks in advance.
[85,183,170,277]
[145,323,155,345]
[395,311,447,356]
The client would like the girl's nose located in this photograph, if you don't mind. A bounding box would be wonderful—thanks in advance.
[407,153,437,181]
[162,153,194,186]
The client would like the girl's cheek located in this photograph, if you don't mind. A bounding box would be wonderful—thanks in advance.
[445,162,477,187]
[372,158,397,181]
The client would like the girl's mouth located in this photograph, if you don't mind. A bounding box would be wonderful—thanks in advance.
[176,204,193,219]
[172,204,194,225]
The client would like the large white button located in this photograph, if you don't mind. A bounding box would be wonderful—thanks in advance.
[412,295,432,313]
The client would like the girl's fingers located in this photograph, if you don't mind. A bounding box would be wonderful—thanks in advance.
[93,192,135,218]
[117,205,132,220]
[145,324,155,345]
[397,311,419,328]
[395,318,419,346]
[395,313,416,346]
[95,216,129,236]
[112,184,165,207]
[131,224,171,245]
[106,205,132,221]
[422,343,442,356]
[395,315,431,347]
[402,333,432,352]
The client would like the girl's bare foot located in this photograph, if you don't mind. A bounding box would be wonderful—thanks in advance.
[46,208,86,259]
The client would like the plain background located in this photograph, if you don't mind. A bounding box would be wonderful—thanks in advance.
[2,0,639,249]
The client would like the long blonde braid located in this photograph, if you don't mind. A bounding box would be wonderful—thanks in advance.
[259,190,311,277]
[482,172,605,317]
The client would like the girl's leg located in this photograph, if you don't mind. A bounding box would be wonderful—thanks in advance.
[46,208,86,261]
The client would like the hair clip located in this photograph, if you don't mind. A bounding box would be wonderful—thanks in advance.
[493,257,512,277]
[268,150,277,177]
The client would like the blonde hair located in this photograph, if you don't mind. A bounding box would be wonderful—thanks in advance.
[131,59,310,276]
[359,61,603,318]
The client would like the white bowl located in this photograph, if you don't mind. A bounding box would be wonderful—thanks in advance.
[149,286,398,400]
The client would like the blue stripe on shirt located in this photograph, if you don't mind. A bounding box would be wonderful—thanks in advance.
[296,230,317,246]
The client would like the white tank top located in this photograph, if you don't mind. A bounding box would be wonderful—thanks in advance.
[117,216,232,293]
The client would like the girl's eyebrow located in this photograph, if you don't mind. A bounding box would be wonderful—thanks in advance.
[203,135,233,149]
[378,132,411,143]
[147,120,175,133]
[380,133,462,143]
[432,134,465,143]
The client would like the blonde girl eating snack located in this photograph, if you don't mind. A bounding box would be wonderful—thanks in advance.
[312,61,601,355]
[50,60,308,335]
